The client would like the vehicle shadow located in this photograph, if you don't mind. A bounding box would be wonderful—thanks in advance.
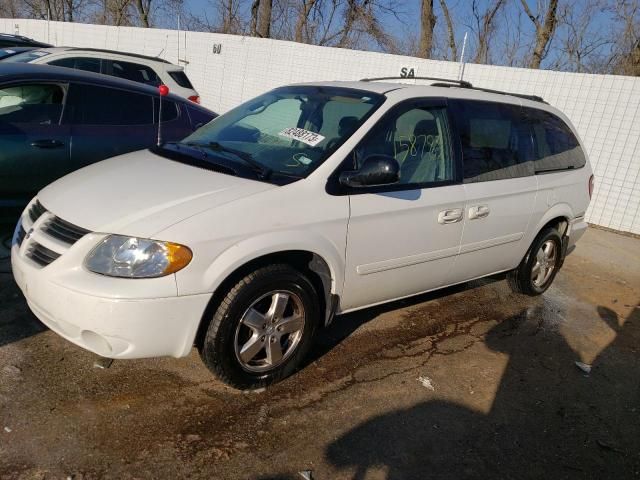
[321,303,640,479]
[305,275,505,368]
[0,270,47,347]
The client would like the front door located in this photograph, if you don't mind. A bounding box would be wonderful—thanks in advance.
[0,82,71,222]
[340,99,465,311]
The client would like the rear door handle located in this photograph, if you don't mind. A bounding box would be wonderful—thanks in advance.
[31,139,64,149]
[438,208,463,224]
[469,205,490,220]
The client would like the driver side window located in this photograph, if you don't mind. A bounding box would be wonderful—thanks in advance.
[354,104,454,186]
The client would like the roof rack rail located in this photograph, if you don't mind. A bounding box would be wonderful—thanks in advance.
[431,82,546,103]
[66,47,172,64]
[360,76,473,88]
[360,76,546,103]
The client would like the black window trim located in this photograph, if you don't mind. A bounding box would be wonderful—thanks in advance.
[326,96,462,196]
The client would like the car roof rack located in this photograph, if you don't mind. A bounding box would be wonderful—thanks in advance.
[361,75,546,104]
[432,82,547,103]
[65,47,172,64]
[361,76,473,88]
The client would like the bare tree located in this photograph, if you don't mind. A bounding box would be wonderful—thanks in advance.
[439,0,457,60]
[21,0,90,22]
[519,0,559,68]
[0,0,19,17]
[552,0,610,72]
[608,0,640,75]
[470,0,505,64]
[257,0,272,37]
[500,3,527,66]
[134,0,152,26]
[295,0,318,42]
[334,0,401,52]
[418,0,436,58]
[250,0,259,34]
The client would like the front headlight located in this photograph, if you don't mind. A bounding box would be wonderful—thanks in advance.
[84,235,192,278]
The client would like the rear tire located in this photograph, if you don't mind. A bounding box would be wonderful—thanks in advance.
[507,228,563,296]
[199,264,320,390]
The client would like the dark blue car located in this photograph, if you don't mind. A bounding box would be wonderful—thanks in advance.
[0,63,217,225]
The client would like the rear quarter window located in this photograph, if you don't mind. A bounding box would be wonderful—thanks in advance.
[525,108,586,172]
[187,105,216,129]
[104,60,161,87]
[154,97,179,122]
[168,71,194,89]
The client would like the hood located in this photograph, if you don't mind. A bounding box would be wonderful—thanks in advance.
[38,150,276,238]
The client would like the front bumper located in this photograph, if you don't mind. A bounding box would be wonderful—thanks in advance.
[11,227,210,359]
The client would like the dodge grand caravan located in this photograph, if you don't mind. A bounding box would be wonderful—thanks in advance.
[12,78,593,389]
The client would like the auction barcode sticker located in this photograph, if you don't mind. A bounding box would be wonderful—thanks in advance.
[278,127,325,147]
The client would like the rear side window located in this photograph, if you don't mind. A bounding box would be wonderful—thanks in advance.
[525,108,586,172]
[69,84,153,125]
[168,71,194,89]
[104,60,161,86]
[453,100,535,182]
[0,83,64,125]
[49,57,101,73]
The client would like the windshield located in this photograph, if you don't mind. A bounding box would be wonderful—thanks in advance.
[2,50,50,63]
[182,86,384,178]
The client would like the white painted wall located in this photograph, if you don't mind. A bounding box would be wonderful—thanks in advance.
[2,18,640,235]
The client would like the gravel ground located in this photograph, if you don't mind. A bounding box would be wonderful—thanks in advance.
[0,227,638,480]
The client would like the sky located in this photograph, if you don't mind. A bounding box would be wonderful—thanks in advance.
[172,0,614,69]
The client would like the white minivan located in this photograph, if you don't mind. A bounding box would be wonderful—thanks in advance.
[11,79,593,389]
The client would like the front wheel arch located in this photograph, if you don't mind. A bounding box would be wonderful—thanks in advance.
[194,250,334,350]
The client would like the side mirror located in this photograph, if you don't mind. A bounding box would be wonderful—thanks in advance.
[339,154,400,188]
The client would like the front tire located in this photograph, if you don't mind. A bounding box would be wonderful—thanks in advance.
[199,264,320,390]
[507,227,563,296]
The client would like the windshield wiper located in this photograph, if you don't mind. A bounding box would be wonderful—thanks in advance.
[152,143,238,176]
[187,142,271,180]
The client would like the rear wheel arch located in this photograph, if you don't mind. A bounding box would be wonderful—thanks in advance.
[540,216,569,237]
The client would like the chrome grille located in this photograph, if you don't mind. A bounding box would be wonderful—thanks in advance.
[44,216,90,245]
[26,241,61,267]
[28,200,46,223]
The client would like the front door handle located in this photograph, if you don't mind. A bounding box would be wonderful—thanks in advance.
[31,139,64,149]
[469,205,490,220]
[438,208,463,224]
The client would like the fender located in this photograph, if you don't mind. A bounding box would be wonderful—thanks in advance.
[527,202,574,246]
[199,229,346,299]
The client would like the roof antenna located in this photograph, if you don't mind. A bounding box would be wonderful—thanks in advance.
[458,31,468,82]
[157,85,169,146]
